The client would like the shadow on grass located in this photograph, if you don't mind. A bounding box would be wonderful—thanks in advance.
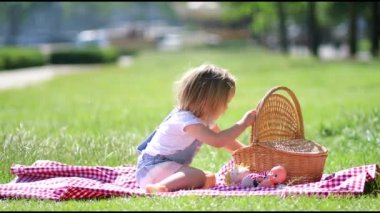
[364,165,380,196]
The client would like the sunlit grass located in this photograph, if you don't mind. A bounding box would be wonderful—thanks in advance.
[0,46,379,210]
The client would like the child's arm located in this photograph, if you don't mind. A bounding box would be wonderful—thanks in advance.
[210,124,245,153]
[185,110,256,148]
[258,177,275,187]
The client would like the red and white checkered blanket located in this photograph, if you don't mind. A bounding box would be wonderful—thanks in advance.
[0,160,378,200]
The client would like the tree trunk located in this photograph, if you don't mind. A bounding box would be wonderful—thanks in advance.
[371,2,379,58]
[348,2,357,58]
[307,2,319,57]
[277,2,288,54]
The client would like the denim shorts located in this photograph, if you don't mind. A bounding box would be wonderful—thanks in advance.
[135,153,183,187]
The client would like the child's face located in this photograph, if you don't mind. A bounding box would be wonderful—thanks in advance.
[210,89,235,121]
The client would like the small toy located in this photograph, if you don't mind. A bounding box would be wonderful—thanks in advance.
[224,165,287,188]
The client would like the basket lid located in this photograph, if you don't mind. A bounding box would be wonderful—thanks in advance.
[252,86,304,143]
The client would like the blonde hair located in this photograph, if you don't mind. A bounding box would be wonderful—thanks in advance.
[175,64,236,118]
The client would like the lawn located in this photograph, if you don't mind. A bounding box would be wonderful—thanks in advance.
[0,46,379,210]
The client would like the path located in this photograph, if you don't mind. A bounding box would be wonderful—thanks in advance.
[0,56,133,91]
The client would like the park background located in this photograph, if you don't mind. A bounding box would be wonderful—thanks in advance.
[0,2,379,211]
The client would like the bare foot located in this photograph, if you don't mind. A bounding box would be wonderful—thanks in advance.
[145,184,168,193]
[202,171,216,189]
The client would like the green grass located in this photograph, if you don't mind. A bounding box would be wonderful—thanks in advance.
[0,46,379,210]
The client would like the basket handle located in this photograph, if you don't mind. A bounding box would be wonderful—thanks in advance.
[251,86,304,143]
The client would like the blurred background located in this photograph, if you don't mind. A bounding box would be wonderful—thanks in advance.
[0,1,379,67]
[1,2,380,198]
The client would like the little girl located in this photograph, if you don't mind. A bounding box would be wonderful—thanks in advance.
[135,64,256,193]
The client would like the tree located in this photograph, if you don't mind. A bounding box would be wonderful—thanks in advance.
[277,2,288,54]
[370,2,379,58]
[61,2,114,30]
[325,2,375,59]
[348,2,358,58]
[221,2,315,55]
[220,2,283,50]
[307,2,319,57]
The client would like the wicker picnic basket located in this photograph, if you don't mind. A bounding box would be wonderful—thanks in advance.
[232,86,328,185]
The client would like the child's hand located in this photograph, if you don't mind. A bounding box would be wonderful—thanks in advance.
[239,109,256,128]
[258,178,275,187]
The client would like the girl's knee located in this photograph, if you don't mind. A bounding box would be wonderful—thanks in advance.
[187,168,216,189]
[179,166,207,183]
